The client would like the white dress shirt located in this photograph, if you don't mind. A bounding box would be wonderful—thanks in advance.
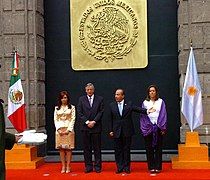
[118,99,124,116]
[143,98,162,124]
[85,94,95,124]
[87,94,94,107]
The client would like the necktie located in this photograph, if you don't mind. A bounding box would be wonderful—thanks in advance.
[118,102,123,116]
[89,97,92,107]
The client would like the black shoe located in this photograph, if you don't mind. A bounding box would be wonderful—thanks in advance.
[95,169,101,173]
[155,169,161,173]
[85,169,93,173]
[115,169,123,174]
[124,170,130,174]
[149,169,156,173]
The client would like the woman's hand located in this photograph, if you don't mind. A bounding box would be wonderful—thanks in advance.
[58,128,70,135]
[58,129,63,135]
[148,107,156,114]
[58,129,67,136]
[64,130,70,135]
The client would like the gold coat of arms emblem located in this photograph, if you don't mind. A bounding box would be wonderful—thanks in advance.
[71,0,148,70]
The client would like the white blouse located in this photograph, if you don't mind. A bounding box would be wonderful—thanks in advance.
[54,105,76,134]
[143,98,162,124]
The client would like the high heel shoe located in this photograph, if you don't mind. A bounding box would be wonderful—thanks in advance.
[61,167,65,173]
[66,167,71,173]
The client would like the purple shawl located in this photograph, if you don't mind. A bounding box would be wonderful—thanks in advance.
[140,99,167,137]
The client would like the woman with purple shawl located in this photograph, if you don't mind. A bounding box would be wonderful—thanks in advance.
[140,85,167,174]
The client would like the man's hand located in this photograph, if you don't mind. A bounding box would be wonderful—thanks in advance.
[87,121,96,128]
[160,130,166,135]
[109,132,114,137]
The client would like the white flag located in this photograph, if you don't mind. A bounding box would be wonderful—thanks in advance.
[181,47,203,132]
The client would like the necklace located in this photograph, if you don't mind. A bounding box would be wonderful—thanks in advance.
[150,100,156,109]
[61,105,68,112]
[59,106,68,120]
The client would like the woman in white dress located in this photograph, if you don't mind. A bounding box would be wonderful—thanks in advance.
[54,91,76,173]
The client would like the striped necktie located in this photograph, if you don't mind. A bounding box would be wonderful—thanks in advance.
[89,96,92,107]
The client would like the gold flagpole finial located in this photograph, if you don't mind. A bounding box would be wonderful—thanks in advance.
[12,47,19,76]
[190,39,193,47]
[12,47,17,55]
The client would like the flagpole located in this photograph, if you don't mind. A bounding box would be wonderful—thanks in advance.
[12,47,17,55]
[190,41,193,133]
[190,39,193,132]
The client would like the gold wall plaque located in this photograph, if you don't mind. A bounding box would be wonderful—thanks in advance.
[70,0,148,70]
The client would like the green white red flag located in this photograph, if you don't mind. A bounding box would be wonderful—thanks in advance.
[7,51,27,132]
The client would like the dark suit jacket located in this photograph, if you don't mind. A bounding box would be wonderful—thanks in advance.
[109,101,147,138]
[77,95,104,133]
[0,100,16,180]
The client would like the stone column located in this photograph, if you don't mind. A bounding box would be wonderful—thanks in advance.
[178,0,210,143]
[0,0,45,132]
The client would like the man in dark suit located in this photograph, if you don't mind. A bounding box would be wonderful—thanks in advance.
[77,83,104,173]
[0,99,20,180]
[109,89,154,174]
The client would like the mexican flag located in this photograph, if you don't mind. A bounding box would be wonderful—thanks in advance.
[7,51,27,132]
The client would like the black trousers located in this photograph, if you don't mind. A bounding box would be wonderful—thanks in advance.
[82,131,101,171]
[144,130,163,171]
[114,135,132,171]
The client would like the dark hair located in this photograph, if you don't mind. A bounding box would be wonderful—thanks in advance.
[57,91,72,110]
[146,85,159,101]
[116,88,125,95]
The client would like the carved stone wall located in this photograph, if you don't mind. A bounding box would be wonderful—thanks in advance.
[178,0,210,143]
[0,0,45,132]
